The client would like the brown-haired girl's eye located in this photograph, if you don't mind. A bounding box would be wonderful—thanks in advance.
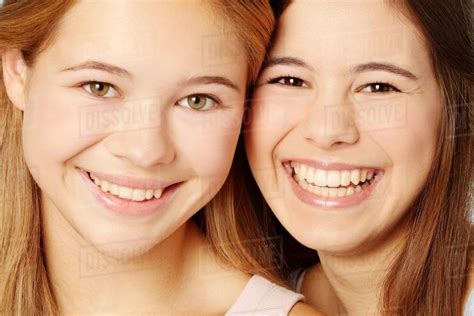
[361,82,400,93]
[268,76,306,87]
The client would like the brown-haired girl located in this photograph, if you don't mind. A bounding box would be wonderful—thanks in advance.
[247,0,473,314]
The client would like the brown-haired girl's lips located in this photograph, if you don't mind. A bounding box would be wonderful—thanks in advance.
[282,159,384,209]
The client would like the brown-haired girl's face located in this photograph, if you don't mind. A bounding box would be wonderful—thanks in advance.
[246,0,443,254]
[3,1,247,258]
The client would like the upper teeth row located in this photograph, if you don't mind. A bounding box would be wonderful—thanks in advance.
[292,162,375,187]
[90,174,163,201]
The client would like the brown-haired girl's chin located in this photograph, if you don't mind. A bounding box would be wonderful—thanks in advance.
[0,1,324,314]
[246,0,473,315]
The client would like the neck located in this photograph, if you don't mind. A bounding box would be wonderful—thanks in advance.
[41,196,228,314]
[307,225,408,315]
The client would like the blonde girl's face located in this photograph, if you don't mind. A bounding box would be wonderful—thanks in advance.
[245,0,442,255]
[4,1,247,258]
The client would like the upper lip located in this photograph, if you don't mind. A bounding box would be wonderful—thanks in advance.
[284,159,383,172]
[79,168,178,190]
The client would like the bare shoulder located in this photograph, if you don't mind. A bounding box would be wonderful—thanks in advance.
[289,302,326,316]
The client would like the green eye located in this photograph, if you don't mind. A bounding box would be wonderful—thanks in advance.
[177,94,217,111]
[82,81,118,98]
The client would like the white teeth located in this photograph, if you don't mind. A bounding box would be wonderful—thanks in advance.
[101,180,110,192]
[292,162,376,188]
[145,189,154,200]
[346,187,355,195]
[131,189,146,202]
[360,170,367,183]
[313,186,321,195]
[110,184,119,195]
[337,187,347,197]
[329,188,338,197]
[118,186,133,199]
[306,167,315,184]
[320,187,329,197]
[294,173,301,182]
[294,163,301,174]
[293,173,374,198]
[341,170,351,186]
[314,169,327,187]
[89,172,165,201]
[154,189,163,199]
[291,162,379,197]
[350,169,361,185]
[367,171,374,180]
[300,165,307,178]
[327,171,340,188]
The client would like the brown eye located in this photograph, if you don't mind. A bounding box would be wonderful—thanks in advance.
[361,83,400,93]
[82,81,118,98]
[177,94,217,111]
[268,76,306,87]
[283,77,304,87]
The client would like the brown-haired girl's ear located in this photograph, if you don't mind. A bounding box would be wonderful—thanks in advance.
[2,49,27,111]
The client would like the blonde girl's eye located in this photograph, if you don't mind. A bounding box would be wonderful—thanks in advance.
[82,81,119,98]
[176,94,218,111]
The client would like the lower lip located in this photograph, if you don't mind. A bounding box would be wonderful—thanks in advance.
[78,168,180,217]
[284,163,383,209]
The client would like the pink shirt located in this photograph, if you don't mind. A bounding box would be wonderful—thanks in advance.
[226,275,305,315]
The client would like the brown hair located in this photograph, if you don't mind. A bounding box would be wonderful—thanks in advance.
[265,0,473,315]
[0,0,276,314]
[383,1,473,315]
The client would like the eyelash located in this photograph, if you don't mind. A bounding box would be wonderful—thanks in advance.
[267,76,401,93]
[77,81,222,111]
[79,81,120,98]
[267,75,307,87]
[176,94,221,111]
[358,82,401,93]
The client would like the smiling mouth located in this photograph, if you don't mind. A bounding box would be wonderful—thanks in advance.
[287,161,383,198]
[86,172,167,202]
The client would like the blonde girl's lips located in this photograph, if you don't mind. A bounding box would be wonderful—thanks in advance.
[77,167,181,217]
[283,160,384,209]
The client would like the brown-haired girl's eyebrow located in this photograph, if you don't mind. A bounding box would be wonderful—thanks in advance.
[60,61,132,78]
[264,56,315,71]
[351,62,419,81]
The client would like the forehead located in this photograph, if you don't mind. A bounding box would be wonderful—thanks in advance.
[273,0,429,70]
[41,0,245,75]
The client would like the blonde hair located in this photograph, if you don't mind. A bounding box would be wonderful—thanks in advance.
[0,0,277,314]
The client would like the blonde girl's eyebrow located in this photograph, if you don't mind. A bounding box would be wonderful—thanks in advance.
[184,76,241,93]
[60,61,132,78]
